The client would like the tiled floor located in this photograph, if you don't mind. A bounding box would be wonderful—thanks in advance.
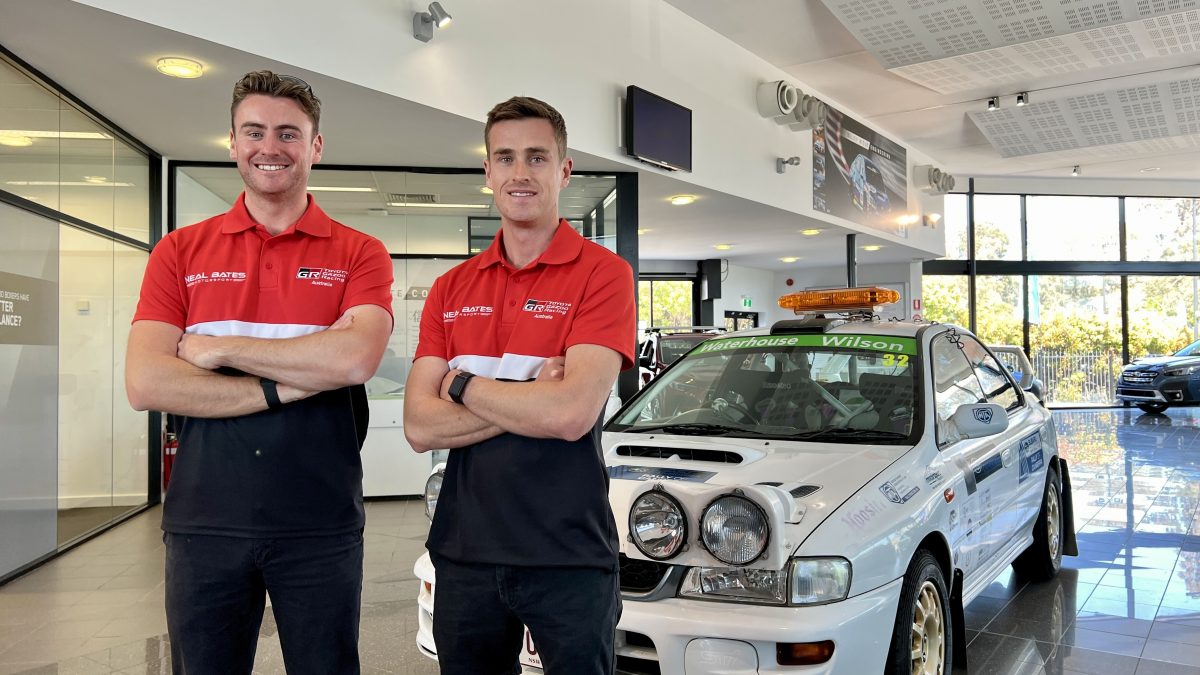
[4,407,1200,674]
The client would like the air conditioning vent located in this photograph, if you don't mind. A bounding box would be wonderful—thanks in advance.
[615,446,743,464]
[387,192,437,204]
[790,485,821,498]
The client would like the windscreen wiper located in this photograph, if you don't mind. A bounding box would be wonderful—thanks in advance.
[790,427,910,442]
[625,423,762,436]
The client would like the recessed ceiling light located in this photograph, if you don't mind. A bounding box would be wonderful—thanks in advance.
[7,180,135,187]
[713,243,732,251]
[861,244,883,251]
[799,228,822,236]
[0,133,33,147]
[82,175,108,184]
[1140,167,1161,173]
[307,186,376,192]
[386,202,490,209]
[779,256,799,263]
[480,186,493,195]
[669,194,697,206]
[155,57,204,79]
[637,228,651,235]
[0,129,110,140]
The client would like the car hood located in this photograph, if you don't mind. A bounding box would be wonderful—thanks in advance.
[603,432,910,560]
[1127,356,1200,370]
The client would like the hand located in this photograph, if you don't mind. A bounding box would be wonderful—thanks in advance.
[537,356,566,382]
[177,333,226,370]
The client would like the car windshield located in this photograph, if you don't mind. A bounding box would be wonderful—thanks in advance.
[659,336,705,365]
[609,333,919,444]
[1176,340,1200,357]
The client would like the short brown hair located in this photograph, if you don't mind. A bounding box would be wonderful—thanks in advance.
[231,70,322,134]
[485,96,567,160]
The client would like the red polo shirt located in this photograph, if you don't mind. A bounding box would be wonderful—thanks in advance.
[417,220,636,569]
[134,193,393,537]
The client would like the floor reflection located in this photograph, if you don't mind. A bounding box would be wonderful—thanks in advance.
[963,407,1200,674]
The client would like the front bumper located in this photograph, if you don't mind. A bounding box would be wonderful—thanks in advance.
[1116,372,1196,404]
[414,552,903,674]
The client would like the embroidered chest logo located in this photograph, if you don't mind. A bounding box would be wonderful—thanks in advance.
[456,305,493,319]
[296,267,348,288]
[184,271,247,287]
[523,299,572,320]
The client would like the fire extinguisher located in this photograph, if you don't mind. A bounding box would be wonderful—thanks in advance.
[163,427,179,492]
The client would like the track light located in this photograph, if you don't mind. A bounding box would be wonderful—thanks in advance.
[413,2,452,42]
[1071,165,1080,177]
[1016,92,1029,106]
[987,96,999,111]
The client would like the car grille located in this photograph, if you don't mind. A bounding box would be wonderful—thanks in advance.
[619,554,672,593]
[1122,372,1156,385]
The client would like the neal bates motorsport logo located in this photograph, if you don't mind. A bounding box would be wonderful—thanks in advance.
[523,298,572,320]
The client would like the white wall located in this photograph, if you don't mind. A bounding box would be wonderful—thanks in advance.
[716,263,782,326]
[81,0,945,257]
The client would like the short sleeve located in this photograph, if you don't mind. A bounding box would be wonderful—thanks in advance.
[413,275,448,362]
[565,253,636,370]
[342,236,394,321]
[132,234,186,328]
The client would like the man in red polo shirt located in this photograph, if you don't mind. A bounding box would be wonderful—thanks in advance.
[405,97,635,675]
[126,71,393,674]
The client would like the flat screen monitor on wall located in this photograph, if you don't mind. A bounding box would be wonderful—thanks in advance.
[624,85,692,172]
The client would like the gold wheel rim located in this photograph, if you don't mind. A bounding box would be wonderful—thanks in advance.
[910,580,945,675]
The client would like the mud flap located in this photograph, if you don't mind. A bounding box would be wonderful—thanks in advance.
[1059,459,1078,557]
[950,568,968,674]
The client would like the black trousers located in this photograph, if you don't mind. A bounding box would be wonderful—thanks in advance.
[164,531,363,675]
[431,554,621,675]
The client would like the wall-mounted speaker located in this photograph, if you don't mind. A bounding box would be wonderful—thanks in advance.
[913,164,956,194]
[755,80,798,125]
[788,93,827,131]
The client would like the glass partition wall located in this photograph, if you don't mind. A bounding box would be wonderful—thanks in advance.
[924,188,1200,408]
[0,51,155,579]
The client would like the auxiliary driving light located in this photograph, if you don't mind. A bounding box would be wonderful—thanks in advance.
[700,494,770,566]
[630,490,689,560]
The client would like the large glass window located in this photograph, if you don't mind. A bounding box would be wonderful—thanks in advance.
[940,193,968,260]
[1127,198,1200,262]
[638,279,693,328]
[1029,275,1121,406]
[974,275,1022,346]
[1027,196,1119,261]
[1128,276,1196,360]
[973,195,1021,260]
[922,275,968,327]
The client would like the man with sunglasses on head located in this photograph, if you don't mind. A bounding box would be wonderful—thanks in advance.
[126,70,393,674]
[405,96,635,674]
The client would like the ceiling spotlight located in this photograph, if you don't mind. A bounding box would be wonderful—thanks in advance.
[637,228,651,235]
[987,96,999,111]
[713,244,733,251]
[0,133,34,147]
[776,156,802,174]
[779,256,799,263]
[799,228,822,236]
[413,2,453,42]
[669,194,697,206]
[1071,165,1080,177]
[861,244,883,251]
[1016,92,1029,106]
[155,57,204,79]
[1140,166,1161,173]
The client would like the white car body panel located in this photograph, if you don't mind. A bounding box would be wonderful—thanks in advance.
[413,321,1068,674]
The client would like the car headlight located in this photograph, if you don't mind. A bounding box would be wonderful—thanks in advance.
[423,470,443,521]
[679,566,787,604]
[1166,365,1200,376]
[629,490,688,561]
[790,558,851,606]
[700,494,769,566]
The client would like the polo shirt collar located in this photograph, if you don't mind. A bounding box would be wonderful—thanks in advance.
[477,219,583,270]
[221,193,332,237]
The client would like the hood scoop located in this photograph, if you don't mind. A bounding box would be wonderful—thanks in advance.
[789,484,821,498]
[615,445,743,464]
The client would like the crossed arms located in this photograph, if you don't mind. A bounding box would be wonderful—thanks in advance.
[125,304,392,418]
[403,344,621,452]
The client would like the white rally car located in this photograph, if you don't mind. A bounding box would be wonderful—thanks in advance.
[415,288,1076,675]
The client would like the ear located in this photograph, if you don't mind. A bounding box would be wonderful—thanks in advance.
[483,158,492,186]
[312,133,324,164]
[227,130,236,161]
[559,156,573,188]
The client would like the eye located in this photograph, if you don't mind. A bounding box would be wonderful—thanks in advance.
[280,132,297,141]
[246,131,263,140]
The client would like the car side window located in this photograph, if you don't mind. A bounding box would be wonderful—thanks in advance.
[961,338,1021,411]
[931,336,986,448]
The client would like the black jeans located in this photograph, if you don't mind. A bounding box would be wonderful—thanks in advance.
[164,531,364,675]
[431,554,621,675]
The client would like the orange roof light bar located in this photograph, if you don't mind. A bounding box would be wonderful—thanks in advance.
[778,286,900,313]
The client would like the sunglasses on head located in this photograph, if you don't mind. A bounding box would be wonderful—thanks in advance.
[277,74,313,95]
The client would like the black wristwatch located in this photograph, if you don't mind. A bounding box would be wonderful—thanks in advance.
[447,371,475,405]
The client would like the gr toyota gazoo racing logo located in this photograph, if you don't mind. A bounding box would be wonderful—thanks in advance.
[295,267,348,288]
[523,299,572,319]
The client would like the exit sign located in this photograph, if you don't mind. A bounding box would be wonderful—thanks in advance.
[741,297,752,308]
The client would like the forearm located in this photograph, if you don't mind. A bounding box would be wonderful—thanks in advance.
[403,393,504,452]
[127,354,281,418]
[206,332,368,391]
[461,377,605,441]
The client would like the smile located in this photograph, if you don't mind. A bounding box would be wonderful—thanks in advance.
[255,164,288,171]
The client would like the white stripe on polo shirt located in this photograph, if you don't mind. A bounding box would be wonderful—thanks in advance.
[449,353,546,381]
[186,319,326,340]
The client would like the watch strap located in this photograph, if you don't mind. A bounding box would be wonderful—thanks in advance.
[260,377,283,410]
[448,371,475,405]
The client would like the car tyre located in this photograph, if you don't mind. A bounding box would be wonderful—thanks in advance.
[1012,466,1063,581]
[1136,402,1169,414]
[885,549,951,675]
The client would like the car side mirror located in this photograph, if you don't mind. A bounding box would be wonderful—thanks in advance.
[950,402,1008,439]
